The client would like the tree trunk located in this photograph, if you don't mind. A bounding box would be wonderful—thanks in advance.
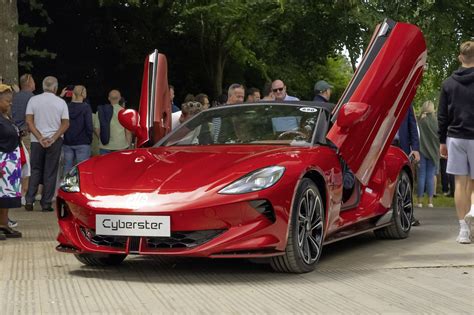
[213,57,224,98]
[0,0,19,84]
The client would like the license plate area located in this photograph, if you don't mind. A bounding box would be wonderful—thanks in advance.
[96,215,170,237]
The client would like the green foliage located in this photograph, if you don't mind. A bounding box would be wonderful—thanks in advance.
[14,0,472,104]
[19,48,56,71]
[17,0,55,72]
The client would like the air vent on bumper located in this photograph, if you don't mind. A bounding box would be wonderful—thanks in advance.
[249,200,276,223]
[147,229,226,249]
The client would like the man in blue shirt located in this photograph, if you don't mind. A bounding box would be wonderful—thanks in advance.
[12,73,35,133]
[11,73,36,210]
[271,80,299,101]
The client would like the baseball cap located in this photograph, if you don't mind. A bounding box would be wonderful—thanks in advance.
[314,80,333,93]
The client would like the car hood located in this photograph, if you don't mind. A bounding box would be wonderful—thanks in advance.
[84,146,307,192]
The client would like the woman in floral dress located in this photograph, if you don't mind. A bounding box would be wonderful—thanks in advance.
[0,84,22,239]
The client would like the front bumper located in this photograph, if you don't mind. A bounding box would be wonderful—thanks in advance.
[56,194,290,258]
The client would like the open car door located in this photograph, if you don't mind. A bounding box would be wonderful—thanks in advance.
[327,19,427,185]
[119,49,171,147]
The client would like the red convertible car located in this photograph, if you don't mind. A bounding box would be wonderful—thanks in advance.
[56,19,427,273]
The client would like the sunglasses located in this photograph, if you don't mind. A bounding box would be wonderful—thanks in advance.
[272,87,284,92]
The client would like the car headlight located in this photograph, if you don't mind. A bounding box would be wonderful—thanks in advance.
[60,166,80,193]
[219,166,285,194]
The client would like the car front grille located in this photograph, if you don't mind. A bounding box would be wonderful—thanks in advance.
[146,229,226,249]
[80,227,127,249]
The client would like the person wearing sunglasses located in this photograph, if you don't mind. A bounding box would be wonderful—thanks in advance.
[271,79,299,102]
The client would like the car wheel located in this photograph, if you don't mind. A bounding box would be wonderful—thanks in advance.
[271,178,324,273]
[375,170,413,239]
[74,253,127,266]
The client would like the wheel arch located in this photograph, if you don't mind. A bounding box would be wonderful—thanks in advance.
[303,170,328,217]
[382,146,414,206]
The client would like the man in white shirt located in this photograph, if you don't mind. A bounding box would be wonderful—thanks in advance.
[25,76,69,211]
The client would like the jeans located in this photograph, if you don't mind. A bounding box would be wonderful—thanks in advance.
[63,144,91,175]
[417,154,436,198]
[99,148,116,155]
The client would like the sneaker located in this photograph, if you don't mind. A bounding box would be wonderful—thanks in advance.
[416,203,423,208]
[21,196,26,205]
[24,203,34,211]
[427,203,434,208]
[0,232,6,240]
[464,211,474,225]
[8,219,18,228]
[456,230,471,244]
[41,206,54,212]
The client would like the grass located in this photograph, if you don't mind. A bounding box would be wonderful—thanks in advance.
[431,194,455,208]
[414,179,455,208]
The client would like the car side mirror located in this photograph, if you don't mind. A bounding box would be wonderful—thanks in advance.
[118,109,140,133]
[337,102,370,128]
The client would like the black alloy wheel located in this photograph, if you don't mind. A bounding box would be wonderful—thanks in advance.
[375,170,413,239]
[271,178,324,273]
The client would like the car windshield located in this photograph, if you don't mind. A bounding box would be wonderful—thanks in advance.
[160,104,322,147]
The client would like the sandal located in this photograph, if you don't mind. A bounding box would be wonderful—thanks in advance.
[0,225,22,238]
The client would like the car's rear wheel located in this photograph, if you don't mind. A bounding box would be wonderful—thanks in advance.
[74,253,127,266]
[375,170,412,239]
[271,178,324,273]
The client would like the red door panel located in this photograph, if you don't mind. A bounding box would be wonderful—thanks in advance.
[327,20,426,185]
[136,50,171,147]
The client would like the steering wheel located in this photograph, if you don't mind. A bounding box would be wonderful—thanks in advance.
[277,130,308,140]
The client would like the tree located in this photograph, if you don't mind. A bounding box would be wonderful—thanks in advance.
[170,1,275,97]
[0,0,55,85]
[0,0,19,84]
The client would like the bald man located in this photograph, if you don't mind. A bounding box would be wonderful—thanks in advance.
[271,79,299,101]
[94,89,131,154]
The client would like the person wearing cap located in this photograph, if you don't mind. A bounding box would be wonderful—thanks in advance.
[313,80,333,102]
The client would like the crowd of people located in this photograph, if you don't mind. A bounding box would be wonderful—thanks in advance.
[0,40,472,244]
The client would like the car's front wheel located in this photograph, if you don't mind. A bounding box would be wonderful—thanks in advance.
[74,253,127,266]
[271,178,324,273]
[375,170,413,239]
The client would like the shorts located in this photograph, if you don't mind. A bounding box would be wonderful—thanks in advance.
[446,137,474,178]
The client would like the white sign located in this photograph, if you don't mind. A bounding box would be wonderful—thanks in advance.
[299,107,318,113]
[96,215,171,237]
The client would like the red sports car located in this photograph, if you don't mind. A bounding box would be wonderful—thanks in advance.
[56,19,427,273]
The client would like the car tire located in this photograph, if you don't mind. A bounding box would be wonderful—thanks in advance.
[271,178,324,273]
[375,170,413,239]
[74,253,127,266]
